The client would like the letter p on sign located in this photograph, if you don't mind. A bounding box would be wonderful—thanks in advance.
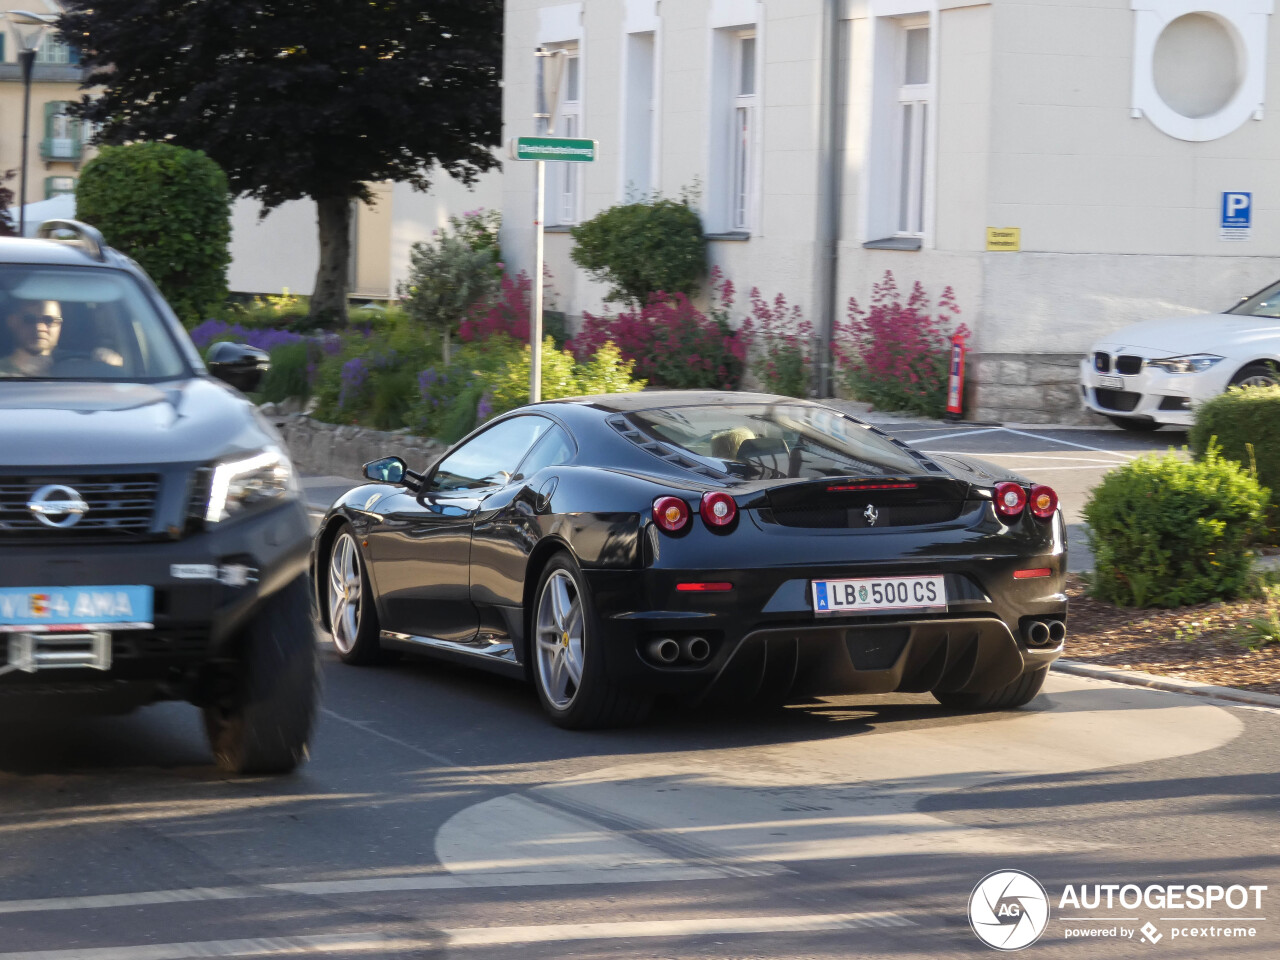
[1221,192,1252,240]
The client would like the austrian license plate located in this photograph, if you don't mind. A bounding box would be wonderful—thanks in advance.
[1097,375,1125,390]
[0,586,153,633]
[812,575,946,615]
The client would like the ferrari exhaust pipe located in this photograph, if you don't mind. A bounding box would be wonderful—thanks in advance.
[647,638,680,664]
[1024,621,1052,647]
[680,636,711,663]
[1047,620,1066,644]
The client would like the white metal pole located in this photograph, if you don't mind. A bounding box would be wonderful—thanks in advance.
[531,159,545,403]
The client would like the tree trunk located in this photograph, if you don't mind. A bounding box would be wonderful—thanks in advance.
[311,195,352,325]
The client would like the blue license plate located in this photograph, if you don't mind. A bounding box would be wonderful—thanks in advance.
[0,586,153,632]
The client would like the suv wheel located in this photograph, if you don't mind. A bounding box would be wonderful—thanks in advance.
[203,576,318,775]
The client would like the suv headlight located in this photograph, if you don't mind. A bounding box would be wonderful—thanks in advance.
[1145,354,1224,374]
[205,447,298,523]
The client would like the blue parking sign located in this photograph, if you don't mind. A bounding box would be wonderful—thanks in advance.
[1221,192,1252,240]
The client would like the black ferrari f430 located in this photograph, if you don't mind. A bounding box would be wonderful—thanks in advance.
[312,392,1066,728]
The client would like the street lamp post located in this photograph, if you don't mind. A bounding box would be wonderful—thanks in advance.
[7,11,55,237]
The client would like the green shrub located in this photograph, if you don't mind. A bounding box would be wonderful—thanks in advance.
[1083,447,1270,608]
[412,336,645,443]
[258,340,311,403]
[76,143,231,325]
[1189,384,1280,537]
[570,195,706,306]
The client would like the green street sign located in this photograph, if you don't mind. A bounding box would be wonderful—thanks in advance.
[510,136,598,162]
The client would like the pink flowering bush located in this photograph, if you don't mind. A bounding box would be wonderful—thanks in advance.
[747,288,812,398]
[459,268,568,347]
[571,267,750,390]
[834,271,969,418]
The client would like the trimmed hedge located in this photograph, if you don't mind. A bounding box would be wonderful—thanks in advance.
[1189,384,1280,534]
[76,143,230,325]
[570,196,706,306]
[1083,447,1270,608]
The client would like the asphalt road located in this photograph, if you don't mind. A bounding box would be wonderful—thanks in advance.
[1,646,1276,960]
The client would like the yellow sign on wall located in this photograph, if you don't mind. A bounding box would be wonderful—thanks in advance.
[986,227,1021,251]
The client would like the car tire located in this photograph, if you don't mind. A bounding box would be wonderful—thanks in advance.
[203,576,319,775]
[1229,363,1279,389]
[324,526,385,665]
[1105,415,1162,432]
[531,553,651,729]
[932,667,1048,711]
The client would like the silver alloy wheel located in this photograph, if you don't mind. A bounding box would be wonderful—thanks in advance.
[328,532,362,654]
[1237,373,1279,388]
[535,569,585,710]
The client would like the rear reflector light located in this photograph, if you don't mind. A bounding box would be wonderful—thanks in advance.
[701,491,738,528]
[826,482,918,492]
[1029,484,1058,520]
[653,496,690,533]
[993,481,1027,519]
[1013,568,1052,579]
[676,582,734,592]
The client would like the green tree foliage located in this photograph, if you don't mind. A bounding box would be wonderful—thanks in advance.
[76,143,230,323]
[60,0,502,324]
[399,211,502,362]
[1189,384,1280,536]
[1083,447,1269,608]
[570,196,706,306]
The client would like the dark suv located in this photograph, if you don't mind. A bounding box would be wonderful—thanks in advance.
[0,221,316,774]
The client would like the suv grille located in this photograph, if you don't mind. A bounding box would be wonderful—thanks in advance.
[0,474,160,539]
[1093,352,1111,373]
[1115,355,1143,375]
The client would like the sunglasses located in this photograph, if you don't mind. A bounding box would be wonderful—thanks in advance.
[18,313,61,328]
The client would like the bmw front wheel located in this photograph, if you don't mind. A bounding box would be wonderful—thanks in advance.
[532,553,650,729]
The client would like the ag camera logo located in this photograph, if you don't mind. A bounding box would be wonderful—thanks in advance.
[969,869,1051,950]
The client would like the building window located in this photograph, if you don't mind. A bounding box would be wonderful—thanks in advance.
[36,37,78,65]
[547,46,582,225]
[45,176,75,199]
[730,32,757,232]
[895,24,930,237]
[41,102,82,162]
[621,31,656,200]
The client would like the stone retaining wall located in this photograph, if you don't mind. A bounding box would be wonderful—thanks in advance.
[264,408,447,479]
[969,353,1108,425]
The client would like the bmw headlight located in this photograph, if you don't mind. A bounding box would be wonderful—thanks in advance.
[1145,354,1224,374]
[205,447,298,523]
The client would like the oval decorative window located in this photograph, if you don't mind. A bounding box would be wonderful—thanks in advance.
[1132,0,1272,141]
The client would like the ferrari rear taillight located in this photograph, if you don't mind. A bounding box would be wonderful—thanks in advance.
[653,496,691,533]
[1029,484,1058,520]
[700,491,737,528]
[993,481,1027,519]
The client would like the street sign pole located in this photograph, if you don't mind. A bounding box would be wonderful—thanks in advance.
[532,158,545,402]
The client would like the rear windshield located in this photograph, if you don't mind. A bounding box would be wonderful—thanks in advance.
[0,265,188,381]
[627,402,924,480]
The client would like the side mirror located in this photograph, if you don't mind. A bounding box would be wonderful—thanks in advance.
[364,456,407,485]
[207,341,270,393]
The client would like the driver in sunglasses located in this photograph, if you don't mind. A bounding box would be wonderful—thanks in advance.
[0,300,63,376]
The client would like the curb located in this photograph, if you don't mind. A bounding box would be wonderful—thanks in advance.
[1053,659,1280,710]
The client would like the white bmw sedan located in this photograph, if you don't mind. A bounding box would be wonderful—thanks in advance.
[1080,282,1280,430]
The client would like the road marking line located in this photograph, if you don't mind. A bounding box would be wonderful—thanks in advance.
[0,912,914,959]
[999,426,1140,459]
[0,866,730,916]
[905,427,1003,445]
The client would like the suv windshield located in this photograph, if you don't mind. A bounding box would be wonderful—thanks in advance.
[627,402,924,480]
[1228,280,1280,318]
[0,265,187,381]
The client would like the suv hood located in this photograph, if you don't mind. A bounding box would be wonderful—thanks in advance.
[1094,313,1280,356]
[0,378,277,468]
